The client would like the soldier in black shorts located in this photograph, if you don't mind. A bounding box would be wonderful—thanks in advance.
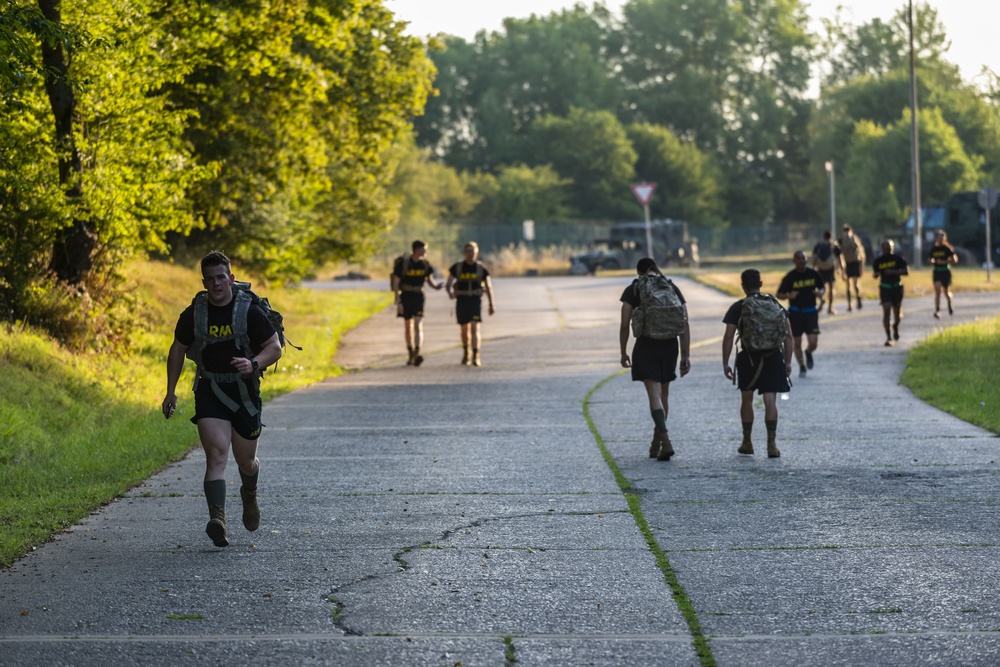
[929,230,958,318]
[839,224,866,311]
[619,258,691,461]
[811,231,842,314]
[445,242,495,366]
[776,251,824,377]
[722,269,793,458]
[162,251,282,547]
[391,240,444,366]
[872,239,909,346]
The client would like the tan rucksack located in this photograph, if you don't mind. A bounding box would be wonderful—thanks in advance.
[841,234,864,264]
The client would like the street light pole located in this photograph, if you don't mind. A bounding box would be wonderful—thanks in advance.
[908,0,923,268]
[825,161,836,239]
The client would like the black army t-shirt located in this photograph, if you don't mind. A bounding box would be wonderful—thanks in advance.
[175,298,276,374]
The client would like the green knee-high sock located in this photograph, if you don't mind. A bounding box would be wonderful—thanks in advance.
[742,421,753,442]
[204,479,226,509]
[239,468,258,491]
[652,409,667,432]
[765,420,777,443]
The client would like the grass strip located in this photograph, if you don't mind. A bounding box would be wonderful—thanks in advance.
[0,260,391,568]
[583,374,715,667]
[901,316,1000,435]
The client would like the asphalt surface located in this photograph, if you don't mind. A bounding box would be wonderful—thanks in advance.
[3,274,1000,666]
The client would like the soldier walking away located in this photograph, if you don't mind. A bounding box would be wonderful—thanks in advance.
[445,242,495,366]
[722,269,793,458]
[162,251,282,547]
[776,251,824,378]
[811,231,842,314]
[619,258,691,462]
[873,239,909,346]
[838,224,866,311]
[929,230,958,318]
[391,240,444,366]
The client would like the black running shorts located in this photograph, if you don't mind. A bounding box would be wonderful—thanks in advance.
[630,336,679,384]
[192,380,263,440]
[398,291,425,319]
[787,310,820,337]
[879,284,904,306]
[844,261,863,278]
[735,350,790,394]
[933,269,952,288]
[455,296,482,325]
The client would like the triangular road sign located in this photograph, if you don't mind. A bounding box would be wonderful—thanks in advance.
[630,182,656,207]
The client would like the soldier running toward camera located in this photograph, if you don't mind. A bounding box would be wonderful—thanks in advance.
[446,242,495,366]
[929,230,958,318]
[811,231,842,314]
[776,251,824,378]
[873,239,909,346]
[391,240,444,366]
[838,224,866,311]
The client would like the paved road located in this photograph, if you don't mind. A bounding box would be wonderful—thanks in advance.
[3,275,1000,666]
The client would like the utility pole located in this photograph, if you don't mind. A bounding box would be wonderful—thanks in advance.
[908,0,923,268]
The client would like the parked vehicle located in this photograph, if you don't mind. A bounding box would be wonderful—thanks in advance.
[899,191,1000,266]
[569,219,697,274]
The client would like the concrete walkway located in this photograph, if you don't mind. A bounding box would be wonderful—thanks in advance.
[3,275,1000,666]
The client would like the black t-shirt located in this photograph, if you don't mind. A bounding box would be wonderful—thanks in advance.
[777,269,824,309]
[722,299,744,326]
[449,261,490,293]
[393,255,435,288]
[873,253,908,286]
[619,278,687,308]
[175,297,276,374]
[812,241,841,262]
[928,245,954,267]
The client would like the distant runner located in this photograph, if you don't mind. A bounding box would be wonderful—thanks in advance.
[872,239,909,346]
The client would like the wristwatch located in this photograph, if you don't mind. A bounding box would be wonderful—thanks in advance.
[250,358,259,372]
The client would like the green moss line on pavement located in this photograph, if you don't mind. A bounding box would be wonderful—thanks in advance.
[583,373,716,667]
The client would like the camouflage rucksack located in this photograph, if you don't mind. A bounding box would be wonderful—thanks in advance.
[631,273,686,340]
[738,293,787,353]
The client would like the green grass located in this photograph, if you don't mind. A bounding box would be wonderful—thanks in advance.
[0,260,391,567]
[901,317,1000,434]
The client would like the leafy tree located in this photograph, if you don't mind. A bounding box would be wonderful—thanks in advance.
[843,108,982,235]
[414,4,623,172]
[811,67,1000,225]
[526,107,636,218]
[161,0,434,281]
[818,2,956,89]
[1,0,205,341]
[627,123,724,225]
[618,0,814,224]
[474,164,572,223]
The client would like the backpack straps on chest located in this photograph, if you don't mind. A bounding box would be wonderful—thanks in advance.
[187,289,259,416]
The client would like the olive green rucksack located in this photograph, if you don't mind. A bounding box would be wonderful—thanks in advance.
[738,293,787,354]
[630,273,686,340]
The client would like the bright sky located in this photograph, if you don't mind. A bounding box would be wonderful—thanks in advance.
[386,0,999,89]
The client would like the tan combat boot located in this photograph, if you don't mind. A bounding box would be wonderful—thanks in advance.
[655,431,674,461]
[240,486,260,532]
[205,505,229,547]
